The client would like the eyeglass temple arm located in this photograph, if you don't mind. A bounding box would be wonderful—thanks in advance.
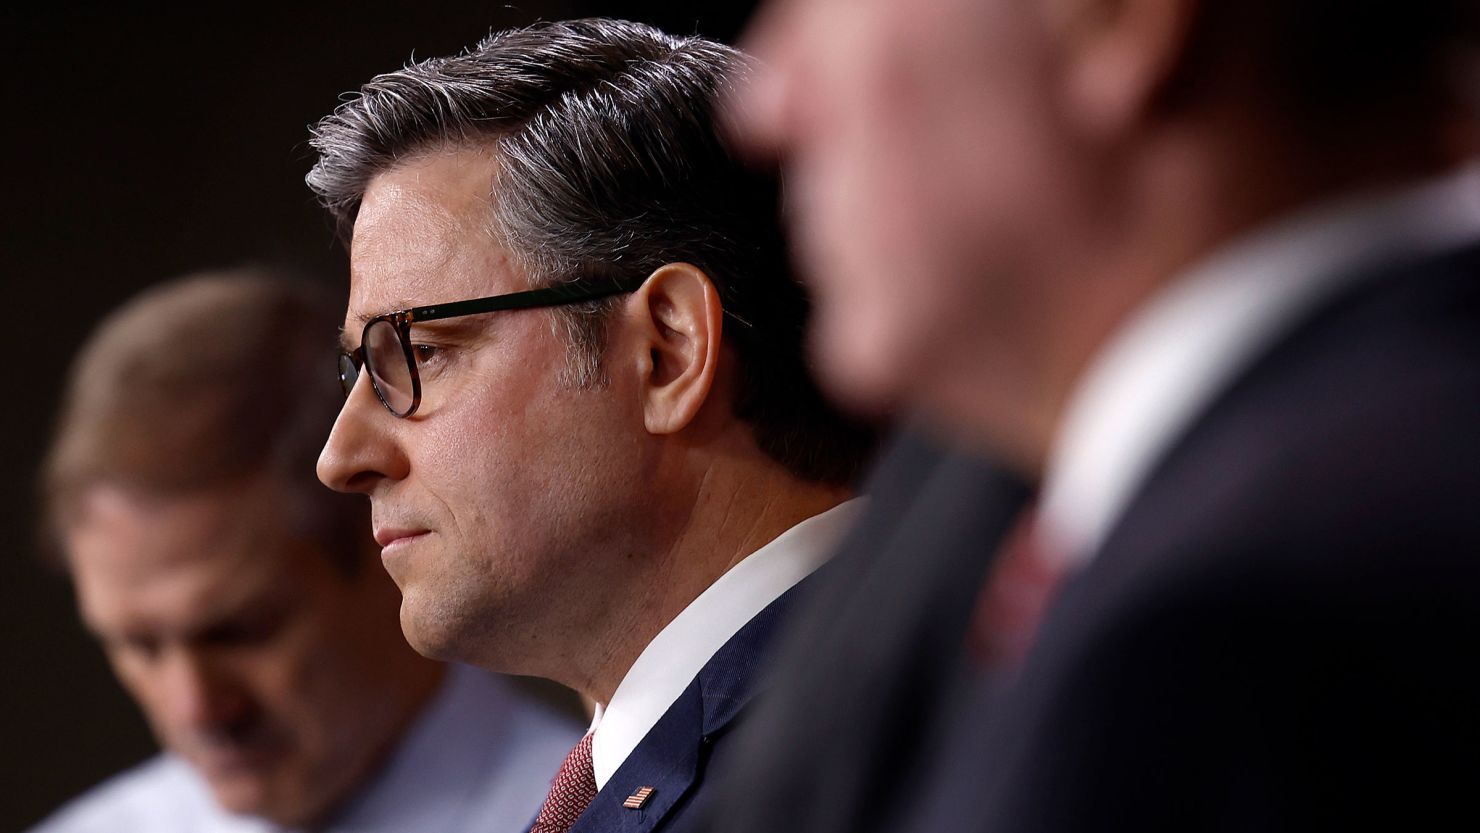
[406,276,649,324]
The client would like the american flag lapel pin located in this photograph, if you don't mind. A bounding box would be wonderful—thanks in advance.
[623,786,655,809]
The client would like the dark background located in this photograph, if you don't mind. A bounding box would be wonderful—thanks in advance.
[3,3,758,828]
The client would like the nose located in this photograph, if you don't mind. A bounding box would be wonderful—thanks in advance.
[318,372,408,494]
[158,648,250,734]
[726,0,809,158]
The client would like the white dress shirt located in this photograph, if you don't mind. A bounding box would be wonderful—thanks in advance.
[588,499,864,789]
[29,664,582,833]
[1039,163,1480,565]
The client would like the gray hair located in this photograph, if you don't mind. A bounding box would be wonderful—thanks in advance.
[306,18,876,485]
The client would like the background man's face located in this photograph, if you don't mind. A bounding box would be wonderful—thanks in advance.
[65,476,412,826]
[318,146,652,680]
[737,0,1080,417]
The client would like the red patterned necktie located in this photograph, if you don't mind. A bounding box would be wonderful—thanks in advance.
[968,507,1071,670]
[531,732,598,833]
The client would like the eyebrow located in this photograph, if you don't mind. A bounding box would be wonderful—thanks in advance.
[339,300,417,352]
[350,301,417,326]
[406,317,487,343]
[338,312,487,352]
[93,579,291,646]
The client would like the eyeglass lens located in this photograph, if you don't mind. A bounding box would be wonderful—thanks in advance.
[337,352,359,398]
[363,318,416,416]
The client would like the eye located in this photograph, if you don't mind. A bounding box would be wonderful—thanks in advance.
[410,342,455,377]
[198,608,288,649]
[103,633,163,666]
[411,343,441,366]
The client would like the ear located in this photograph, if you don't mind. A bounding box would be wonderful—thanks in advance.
[631,263,724,436]
[1048,0,1200,137]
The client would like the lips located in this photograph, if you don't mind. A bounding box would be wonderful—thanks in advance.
[373,526,431,549]
[193,742,277,778]
[176,726,284,780]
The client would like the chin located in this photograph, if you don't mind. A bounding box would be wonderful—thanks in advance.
[213,775,328,827]
[209,777,278,821]
[398,600,471,663]
[398,608,445,660]
[811,315,908,417]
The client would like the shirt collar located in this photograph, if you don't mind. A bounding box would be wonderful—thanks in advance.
[1039,163,1480,564]
[588,498,865,789]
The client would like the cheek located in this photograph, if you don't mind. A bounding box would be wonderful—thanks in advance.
[790,123,965,410]
[252,652,323,737]
[246,617,352,743]
[806,266,950,413]
[108,658,170,729]
[417,328,570,479]
[252,647,369,800]
[419,412,538,526]
[410,382,588,563]
[420,338,597,485]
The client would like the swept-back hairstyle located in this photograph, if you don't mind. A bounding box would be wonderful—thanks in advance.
[306,18,877,485]
[41,270,368,572]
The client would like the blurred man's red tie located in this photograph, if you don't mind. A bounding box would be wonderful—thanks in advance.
[969,507,1071,670]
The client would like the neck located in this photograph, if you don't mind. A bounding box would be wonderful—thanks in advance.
[577,448,849,706]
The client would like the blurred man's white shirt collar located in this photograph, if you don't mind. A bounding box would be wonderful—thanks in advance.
[1039,162,1480,566]
[28,664,579,833]
[588,498,865,790]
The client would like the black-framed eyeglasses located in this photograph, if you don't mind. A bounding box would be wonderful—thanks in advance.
[338,276,646,418]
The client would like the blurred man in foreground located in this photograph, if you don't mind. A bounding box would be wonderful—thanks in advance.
[715,0,1480,829]
[34,271,581,832]
[307,18,875,833]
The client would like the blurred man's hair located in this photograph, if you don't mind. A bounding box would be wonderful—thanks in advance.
[41,270,367,572]
[306,17,877,486]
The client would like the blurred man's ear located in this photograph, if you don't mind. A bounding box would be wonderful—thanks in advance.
[629,263,724,436]
[1047,0,1199,137]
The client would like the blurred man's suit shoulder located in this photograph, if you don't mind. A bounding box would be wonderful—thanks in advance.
[702,430,1030,833]
[912,213,1480,831]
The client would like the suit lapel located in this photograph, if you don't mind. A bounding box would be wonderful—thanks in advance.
[570,576,812,833]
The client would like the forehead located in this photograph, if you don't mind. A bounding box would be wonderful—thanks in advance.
[65,481,324,633]
[348,145,528,321]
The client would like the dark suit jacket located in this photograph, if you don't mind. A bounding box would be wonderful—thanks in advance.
[698,429,1030,833]
[909,241,1480,829]
[569,573,817,833]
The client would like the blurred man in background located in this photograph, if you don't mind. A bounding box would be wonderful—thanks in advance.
[33,271,581,832]
[713,0,1480,829]
[308,18,875,833]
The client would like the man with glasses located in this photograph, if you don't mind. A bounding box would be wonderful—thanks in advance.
[308,18,876,833]
[32,270,582,832]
